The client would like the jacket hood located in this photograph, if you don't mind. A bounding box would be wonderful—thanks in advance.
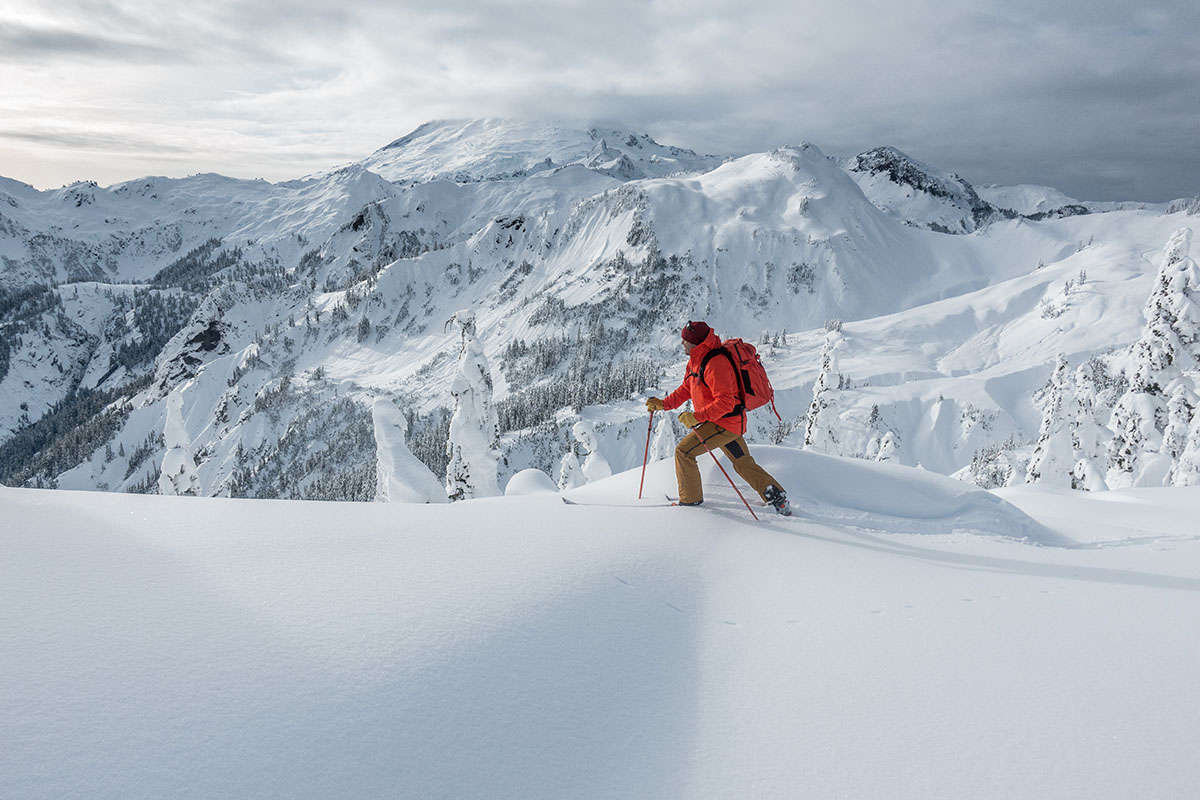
[688,330,723,366]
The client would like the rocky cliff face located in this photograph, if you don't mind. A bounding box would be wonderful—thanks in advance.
[845,146,1006,233]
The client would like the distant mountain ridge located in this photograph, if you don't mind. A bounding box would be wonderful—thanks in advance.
[357,118,726,184]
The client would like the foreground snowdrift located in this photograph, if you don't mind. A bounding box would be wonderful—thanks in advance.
[3,455,1199,799]
[567,446,1060,542]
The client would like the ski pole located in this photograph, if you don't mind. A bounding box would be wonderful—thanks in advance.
[691,425,759,521]
[638,410,655,499]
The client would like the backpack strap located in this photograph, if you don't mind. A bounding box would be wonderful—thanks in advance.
[698,346,747,420]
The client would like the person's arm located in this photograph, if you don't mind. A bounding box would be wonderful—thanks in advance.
[662,378,692,411]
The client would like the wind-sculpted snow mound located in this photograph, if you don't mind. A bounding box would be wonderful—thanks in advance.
[504,467,559,495]
[760,448,1068,544]
[567,445,1064,544]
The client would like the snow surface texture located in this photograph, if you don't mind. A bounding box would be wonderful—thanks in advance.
[3,449,1199,800]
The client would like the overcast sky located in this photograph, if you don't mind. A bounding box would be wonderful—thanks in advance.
[1,0,1197,201]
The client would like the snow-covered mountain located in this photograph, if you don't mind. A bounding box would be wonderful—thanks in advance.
[844,145,1002,233]
[355,118,727,184]
[1,118,1197,500]
[974,182,1085,218]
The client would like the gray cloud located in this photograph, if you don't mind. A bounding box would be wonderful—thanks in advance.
[0,127,191,154]
[0,0,1196,200]
[0,22,174,63]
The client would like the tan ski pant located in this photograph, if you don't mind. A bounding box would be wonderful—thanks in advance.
[675,422,781,505]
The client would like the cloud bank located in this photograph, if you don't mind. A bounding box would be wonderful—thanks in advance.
[1,0,1197,200]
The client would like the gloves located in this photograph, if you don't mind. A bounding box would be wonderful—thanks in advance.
[678,411,698,428]
[646,397,665,412]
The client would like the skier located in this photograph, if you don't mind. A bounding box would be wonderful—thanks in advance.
[647,320,792,515]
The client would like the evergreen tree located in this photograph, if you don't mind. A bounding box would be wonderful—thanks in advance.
[966,439,1018,489]
[572,420,612,483]
[158,388,201,496]
[1070,362,1109,491]
[1173,410,1200,486]
[804,325,843,453]
[875,431,899,463]
[1108,228,1200,488]
[372,398,446,503]
[1165,380,1198,486]
[444,310,500,500]
[1027,354,1075,487]
[651,413,676,462]
[557,449,584,491]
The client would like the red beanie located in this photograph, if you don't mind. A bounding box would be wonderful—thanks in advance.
[681,320,711,345]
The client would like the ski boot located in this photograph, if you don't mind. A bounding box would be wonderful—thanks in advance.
[764,485,792,517]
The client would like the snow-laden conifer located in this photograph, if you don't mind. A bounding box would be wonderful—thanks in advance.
[1174,412,1200,486]
[444,310,500,501]
[557,450,584,490]
[650,413,675,462]
[1107,392,1169,488]
[1161,228,1200,355]
[1027,354,1075,487]
[1108,228,1200,488]
[804,323,843,454]
[1165,380,1198,486]
[158,387,201,496]
[875,431,900,463]
[1069,362,1109,491]
[372,398,446,503]
[572,420,612,483]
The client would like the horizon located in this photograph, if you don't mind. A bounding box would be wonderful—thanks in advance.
[0,115,1192,205]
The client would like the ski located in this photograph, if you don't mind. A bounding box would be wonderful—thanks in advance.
[664,494,716,508]
[666,493,792,517]
[561,497,674,508]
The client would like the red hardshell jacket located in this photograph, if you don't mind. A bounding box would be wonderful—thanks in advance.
[662,330,747,435]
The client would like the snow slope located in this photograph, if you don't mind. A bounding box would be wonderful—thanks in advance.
[755,211,1196,474]
[976,183,1083,216]
[0,168,398,289]
[3,450,1199,800]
